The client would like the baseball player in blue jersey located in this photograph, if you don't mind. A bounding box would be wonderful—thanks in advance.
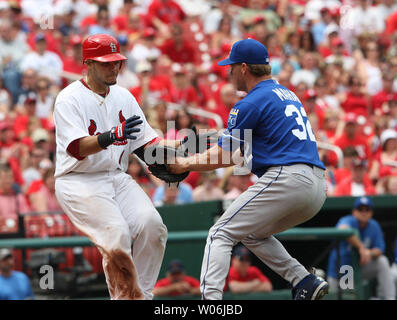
[327,197,396,300]
[168,38,328,300]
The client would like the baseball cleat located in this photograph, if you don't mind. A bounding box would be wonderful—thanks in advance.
[292,273,329,300]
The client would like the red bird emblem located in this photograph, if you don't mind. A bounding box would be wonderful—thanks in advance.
[88,119,97,136]
[119,110,126,123]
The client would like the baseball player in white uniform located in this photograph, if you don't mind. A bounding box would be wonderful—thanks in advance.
[54,34,179,300]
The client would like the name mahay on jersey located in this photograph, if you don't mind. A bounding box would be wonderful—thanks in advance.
[227,87,300,129]
[272,87,300,102]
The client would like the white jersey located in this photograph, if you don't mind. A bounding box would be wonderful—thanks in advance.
[54,80,158,178]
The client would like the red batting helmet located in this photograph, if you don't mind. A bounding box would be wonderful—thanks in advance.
[82,34,127,63]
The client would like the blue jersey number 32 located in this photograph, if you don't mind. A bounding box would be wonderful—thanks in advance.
[284,104,316,142]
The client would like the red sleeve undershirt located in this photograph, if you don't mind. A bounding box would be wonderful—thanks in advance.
[67,138,85,161]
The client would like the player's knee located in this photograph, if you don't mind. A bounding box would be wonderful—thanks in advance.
[100,225,132,254]
[207,226,235,244]
[376,255,391,271]
[139,211,168,246]
[154,220,168,248]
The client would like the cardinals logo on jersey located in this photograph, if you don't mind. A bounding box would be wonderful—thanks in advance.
[88,119,97,136]
[88,114,129,145]
[88,119,102,136]
[113,110,128,146]
[119,110,126,123]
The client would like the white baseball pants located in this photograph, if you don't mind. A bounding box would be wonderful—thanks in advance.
[200,164,327,300]
[55,170,167,300]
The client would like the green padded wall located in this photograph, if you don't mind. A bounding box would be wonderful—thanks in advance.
[157,200,221,279]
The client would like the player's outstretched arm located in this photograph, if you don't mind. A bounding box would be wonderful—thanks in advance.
[153,125,217,152]
[168,145,236,174]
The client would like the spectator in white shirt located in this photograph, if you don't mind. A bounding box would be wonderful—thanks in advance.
[325,37,356,71]
[377,0,397,21]
[130,28,161,63]
[304,0,340,21]
[0,19,30,103]
[35,77,54,120]
[291,51,320,88]
[202,0,240,37]
[0,19,29,69]
[347,0,385,36]
[20,33,63,85]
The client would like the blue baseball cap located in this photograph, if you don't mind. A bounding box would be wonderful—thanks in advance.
[117,34,128,46]
[233,245,251,261]
[218,38,270,66]
[167,259,185,274]
[35,33,46,42]
[353,196,373,209]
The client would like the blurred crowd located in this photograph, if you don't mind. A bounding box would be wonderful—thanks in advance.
[0,0,396,233]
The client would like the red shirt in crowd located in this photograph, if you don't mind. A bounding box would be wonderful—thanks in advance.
[7,157,25,187]
[194,82,212,107]
[153,74,173,91]
[224,265,271,291]
[62,56,87,75]
[210,61,229,81]
[213,103,232,129]
[184,172,201,189]
[169,85,199,106]
[26,180,63,212]
[129,76,172,105]
[80,16,97,28]
[160,39,197,64]
[314,98,331,130]
[13,115,53,137]
[147,0,186,25]
[333,176,376,196]
[318,44,333,59]
[341,92,369,117]
[332,167,360,184]
[113,13,149,32]
[230,0,250,6]
[333,133,371,160]
[386,10,397,35]
[154,276,200,296]
[26,32,62,56]
[371,90,397,114]
[227,265,271,284]
[373,151,397,178]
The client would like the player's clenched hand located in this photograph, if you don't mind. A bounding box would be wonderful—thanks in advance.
[174,282,192,294]
[111,115,143,141]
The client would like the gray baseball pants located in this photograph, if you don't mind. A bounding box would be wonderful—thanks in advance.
[200,164,327,300]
